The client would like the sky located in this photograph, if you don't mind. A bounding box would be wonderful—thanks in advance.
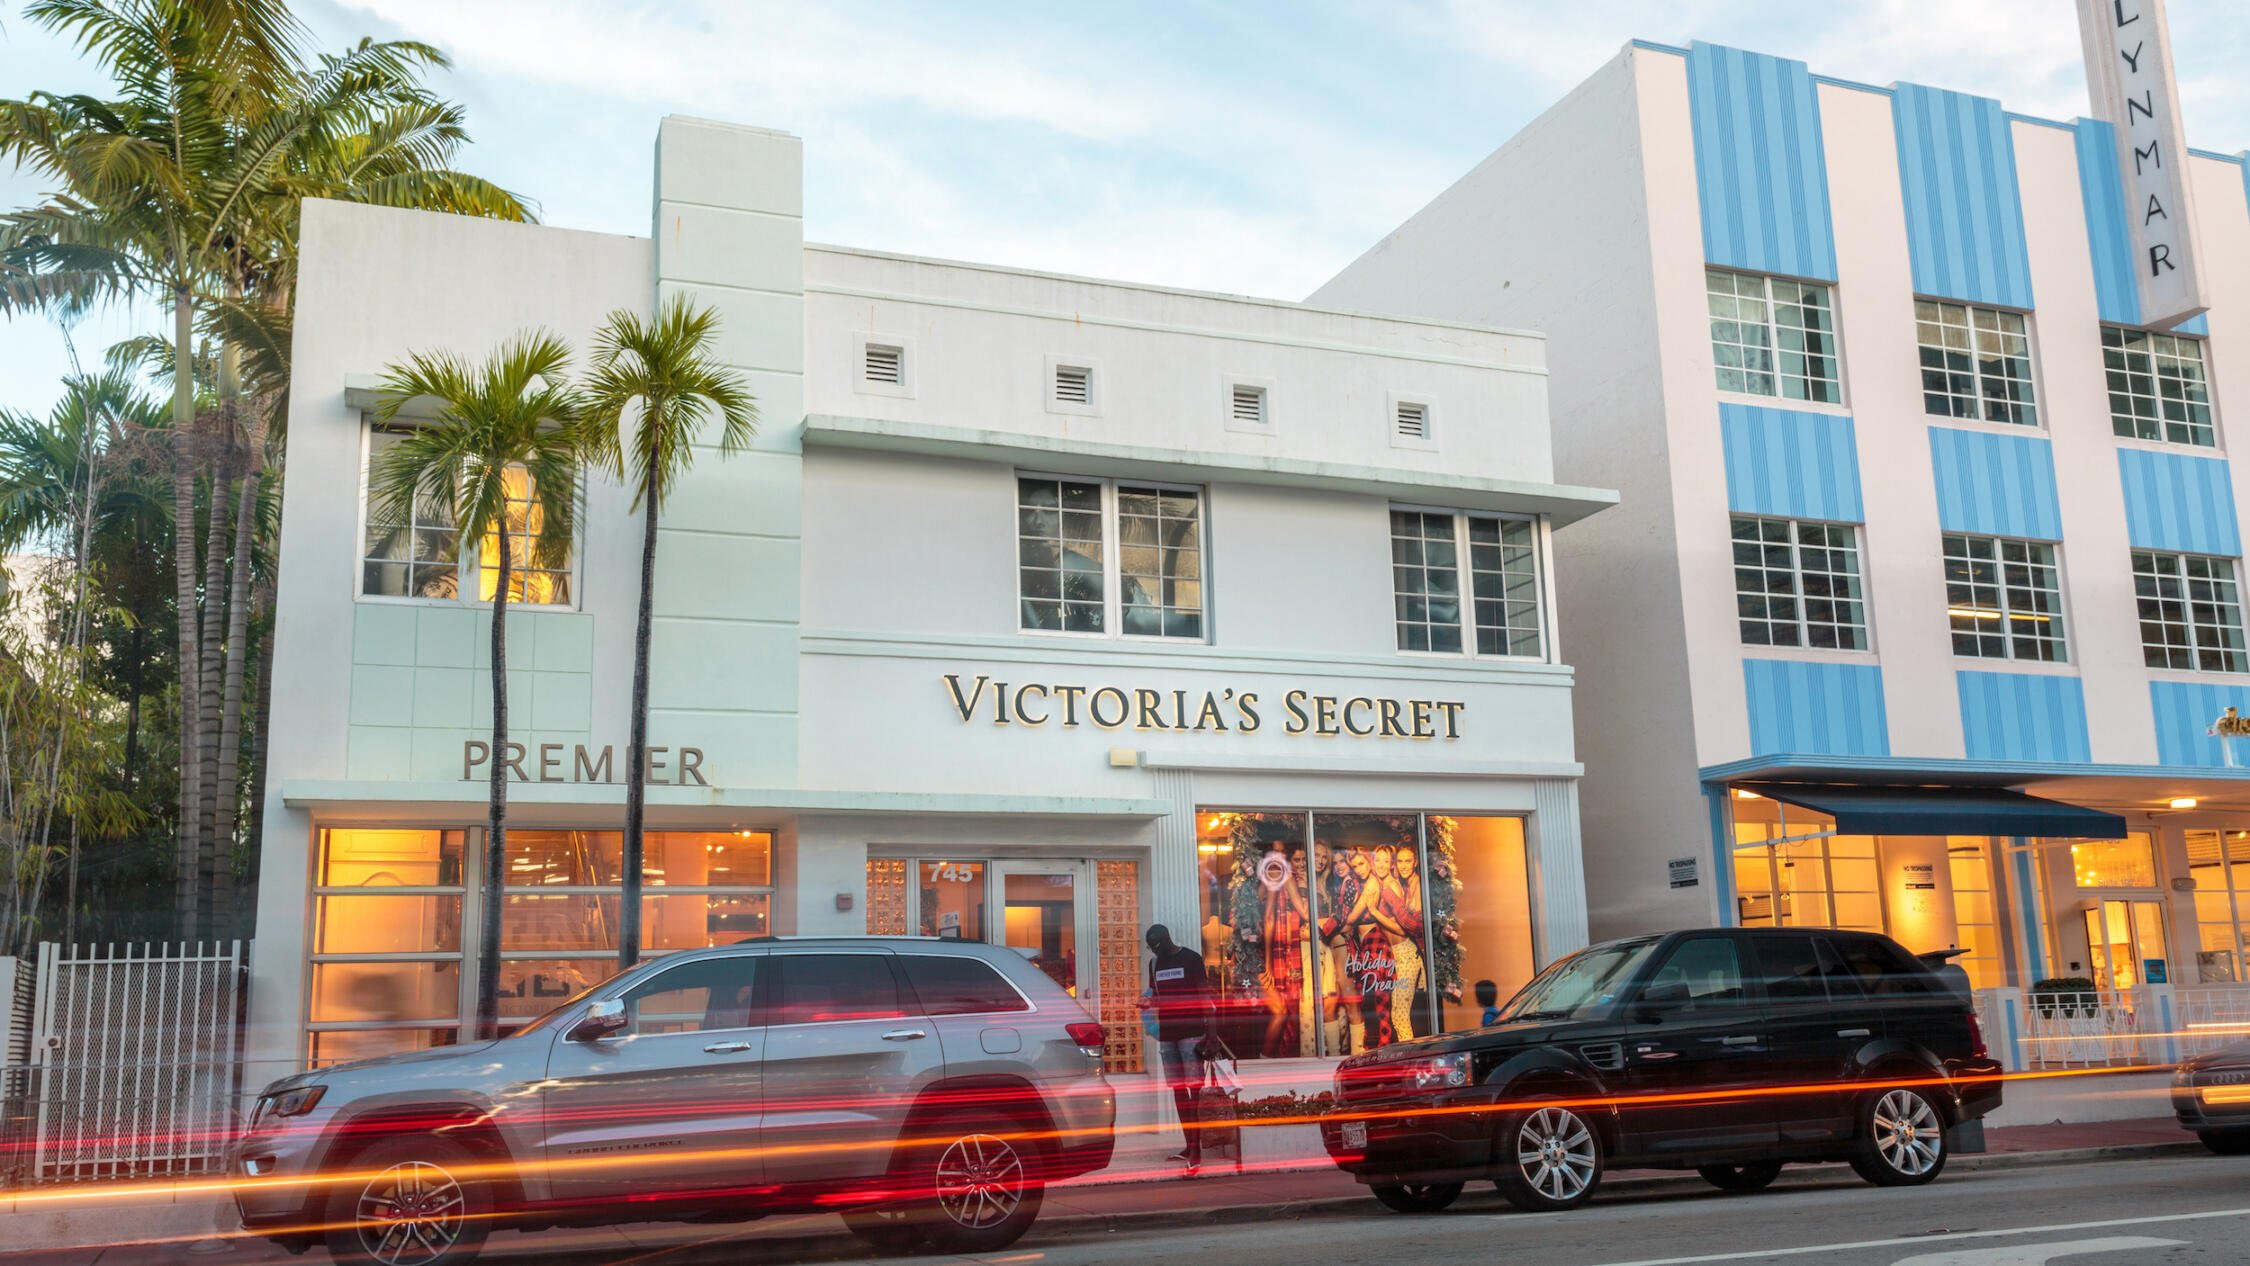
[5,0,2250,418]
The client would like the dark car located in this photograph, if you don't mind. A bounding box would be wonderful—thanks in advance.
[2171,1045,2250,1153]
[230,939,1115,1264]
[1322,928,2003,1213]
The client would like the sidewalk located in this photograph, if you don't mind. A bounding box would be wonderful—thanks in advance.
[0,1110,2207,1257]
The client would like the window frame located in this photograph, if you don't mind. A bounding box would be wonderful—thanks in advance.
[354,419,583,612]
[1388,505,1550,662]
[1730,514,1872,652]
[1941,532,2068,663]
[2102,325,2218,449]
[2132,548,2250,674]
[1014,472,1209,644]
[1914,299,2039,427]
[1706,267,1845,405]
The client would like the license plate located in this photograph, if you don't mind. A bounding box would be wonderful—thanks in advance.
[1341,1119,1367,1149]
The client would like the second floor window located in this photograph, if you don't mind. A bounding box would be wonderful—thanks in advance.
[1016,475,1204,639]
[481,466,571,605]
[2134,549,2248,673]
[1390,509,1544,657]
[1917,301,2036,426]
[1732,515,1868,650]
[1943,534,2065,661]
[360,427,573,607]
[2104,326,2215,447]
[1707,268,1842,404]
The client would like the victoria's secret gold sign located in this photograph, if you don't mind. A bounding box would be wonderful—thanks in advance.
[941,673,1465,740]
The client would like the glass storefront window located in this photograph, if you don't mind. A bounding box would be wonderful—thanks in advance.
[1947,839,2002,990]
[310,829,468,1063]
[506,829,771,886]
[310,960,462,1024]
[1315,813,1430,1050]
[502,893,773,951]
[496,958,614,1018]
[919,860,987,939]
[319,827,463,887]
[2189,829,2250,983]
[2072,835,2157,888]
[1200,811,1315,1059]
[316,894,464,955]
[1442,816,1536,1027]
[309,1027,456,1068]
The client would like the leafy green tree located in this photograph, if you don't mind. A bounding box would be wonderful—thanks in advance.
[580,296,757,967]
[372,332,580,1037]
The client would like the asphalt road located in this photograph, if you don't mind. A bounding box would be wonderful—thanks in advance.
[19,1153,2250,1265]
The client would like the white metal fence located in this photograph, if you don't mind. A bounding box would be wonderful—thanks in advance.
[1974,983,2250,1072]
[8,941,248,1183]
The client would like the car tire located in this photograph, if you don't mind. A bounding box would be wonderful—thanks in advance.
[1848,1087,1948,1187]
[1370,1181,1463,1213]
[322,1135,494,1266]
[842,1206,927,1256]
[2198,1129,2250,1156]
[1492,1102,1603,1212]
[901,1114,1046,1255]
[1697,1161,1783,1193]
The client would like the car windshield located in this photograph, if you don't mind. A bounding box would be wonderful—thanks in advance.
[1498,939,1657,1022]
[513,981,606,1036]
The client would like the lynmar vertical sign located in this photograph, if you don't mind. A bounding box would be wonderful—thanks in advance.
[2076,0,2207,328]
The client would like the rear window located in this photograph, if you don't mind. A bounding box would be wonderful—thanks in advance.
[1821,937,1935,998]
[902,954,1031,1016]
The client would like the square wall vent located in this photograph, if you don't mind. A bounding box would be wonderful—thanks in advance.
[1054,364,1092,406]
[1231,384,1267,426]
[1395,400,1430,440]
[864,344,903,385]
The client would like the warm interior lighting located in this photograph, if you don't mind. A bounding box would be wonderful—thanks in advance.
[1195,843,1227,854]
[1733,789,1764,800]
[1946,607,2048,622]
[2171,797,2200,810]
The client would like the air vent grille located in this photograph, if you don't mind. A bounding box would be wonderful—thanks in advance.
[1231,384,1266,426]
[1395,400,1430,440]
[1578,1042,1624,1072]
[1054,365,1092,406]
[864,344,903,385]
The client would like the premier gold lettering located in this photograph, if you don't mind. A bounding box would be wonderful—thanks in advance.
[458,740,709,784]
[574,745,613,782]
[676,747,707,786]
[463,740,490,780]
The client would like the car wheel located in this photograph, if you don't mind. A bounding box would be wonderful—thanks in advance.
[1370,1181,1463,1213]
[1697,1161,1783,1193]
[2199,1129,2250,1156]
[1849,1087,1948,1187]
[1492,1103,1602,1212]
[323,1136,493,1266]
[914,1117,1045,1254]
[842,1206,926,1256]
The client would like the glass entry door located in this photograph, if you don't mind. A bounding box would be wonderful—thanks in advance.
[2084,899,2169,992]
[992,861,1089,999]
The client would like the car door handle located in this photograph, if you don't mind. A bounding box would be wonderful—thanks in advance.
[881,1029,928,1042]
[1719,1035,1761,1046]
[1837,1028,1871,1038]
[702,1041,754,1054]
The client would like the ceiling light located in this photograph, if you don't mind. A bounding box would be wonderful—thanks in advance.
[2171,797,2199,810]
[1734,789,1764,800]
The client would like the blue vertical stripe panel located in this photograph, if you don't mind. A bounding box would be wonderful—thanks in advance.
[1720,403,1865,521]
[1927,427,2063,540]
[2150,680,2250,766]
[1892,84,2035,310]
[2075,118,2141,327]
[2010,846,2047,981]
[1688,42,1839,281]
[2117,448,2241,554]
[1956,671,2091,763]
[1743,659,1890,757]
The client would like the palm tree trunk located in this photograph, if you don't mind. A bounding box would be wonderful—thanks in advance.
[244,577,276,892]
[195,460,230,932]
[475,523,513,1041]
[209,451,260,937]
[170,287,202,937]
[618,480,659,969]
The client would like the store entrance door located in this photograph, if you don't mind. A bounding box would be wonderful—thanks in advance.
[991,861,1091,1000]
[2084,899,2169,992]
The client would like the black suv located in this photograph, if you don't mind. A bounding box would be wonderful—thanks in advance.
[1322,928,2002,1213]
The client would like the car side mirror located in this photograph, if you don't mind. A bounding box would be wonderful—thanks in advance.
[1633,981,1689,1021]
[567,998,627,1043]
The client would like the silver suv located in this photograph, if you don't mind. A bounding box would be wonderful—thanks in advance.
[231,937,1117,1264]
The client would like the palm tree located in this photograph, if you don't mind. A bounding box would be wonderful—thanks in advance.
[580,297,756,968]
[1,0,531,935]
[372,331,580,1038]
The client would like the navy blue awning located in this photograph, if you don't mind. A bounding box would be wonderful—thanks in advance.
[1737,784,2126,839]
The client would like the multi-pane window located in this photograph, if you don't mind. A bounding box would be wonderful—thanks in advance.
[1916,301,2036,425]
[2188,829,2250,983]
[1016,475,1203,639]
[479,466,570,605]
[362,429,459,599]
[2104,325,2216,447]
[1390,509,1544,657]
[1707,268,1842,403]
[1942,534,2066,661]
[308,828,467,1066]
[1731,515,1868,650]
[2134,549,2249,673]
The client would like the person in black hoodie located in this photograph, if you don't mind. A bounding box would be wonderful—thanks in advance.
[1142,923,1216,1168]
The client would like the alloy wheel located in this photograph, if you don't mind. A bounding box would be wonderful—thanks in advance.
[1871,1090,1942,1177]
[934,1132,1025,1228]
[1515,1106,1597,1203]
[354,1160,466,1266]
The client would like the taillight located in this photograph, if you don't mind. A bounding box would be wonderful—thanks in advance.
[1066,1021,1104,1053]
[1966,1012,1989,1060]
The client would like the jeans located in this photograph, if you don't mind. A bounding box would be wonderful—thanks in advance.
[1154,1036,1203,1159]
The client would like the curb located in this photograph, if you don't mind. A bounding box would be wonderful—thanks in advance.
[1038,1138,2206,1232]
